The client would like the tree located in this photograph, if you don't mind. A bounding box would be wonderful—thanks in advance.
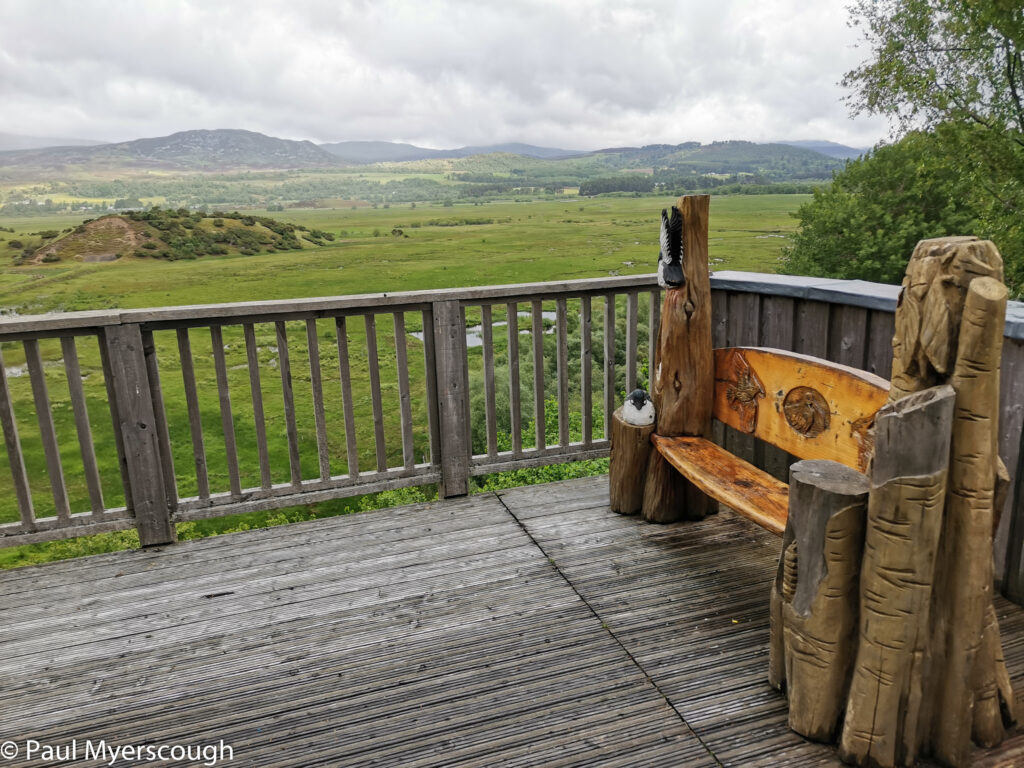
[785,0,1024,294]
[780,127,979,283]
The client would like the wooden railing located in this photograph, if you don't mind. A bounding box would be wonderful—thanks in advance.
[2,271,1024,601]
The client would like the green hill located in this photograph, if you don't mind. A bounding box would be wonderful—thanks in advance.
[23,209,334,264]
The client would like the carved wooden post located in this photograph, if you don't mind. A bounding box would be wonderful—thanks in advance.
[840,384,955,767]
[103,324,176,547]
[641,195,714,522]
[769,459,869,742]
[609,407,654,515]
[838,237,1015,768]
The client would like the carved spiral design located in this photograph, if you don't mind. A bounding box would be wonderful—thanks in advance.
[782,540,798,602]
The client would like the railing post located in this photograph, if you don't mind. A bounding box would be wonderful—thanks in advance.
[432,300,470,498]
[103,323,177,546]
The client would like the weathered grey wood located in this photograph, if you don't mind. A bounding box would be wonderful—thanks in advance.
[335,316,360,478]
[648,289,660,394]
[724,292,760,465]
[141,330,177,515]
[364,314,388,473]
[532,300,546,451]
[210,325,242,498]
[997,337,1024,583]
[60,336,105,517]
[276,321,303,487]
[99,332,134,513]
[392,312,416,470]
[1009,424,1024,602]
[771,459,870,742]
[506,302,523,457]
[711,290,728,450]
[603,294,615,441]
[0,346,35,530]
[460,305,472,453]
[432,300,470,497]
[102,324,175,547]
[420,308,441,467]
[306,319,331,482]
[610,407,654,515]
[626,291,638,394]
[828,304,869,369]
[481,304,498,458]
[795,300,830,359]
[556,297,569,448]
[581,296,593,447]
[865,309,895,380]
[243,323,272,490]
[176,327,209,500]
[23,339,70,524]
[470,445,610,476]
[759,296,796,481]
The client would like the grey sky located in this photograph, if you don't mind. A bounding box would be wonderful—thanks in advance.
[0,0,888,149]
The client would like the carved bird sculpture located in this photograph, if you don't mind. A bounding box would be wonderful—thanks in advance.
[621,388,655,426]
[657,206,685,289]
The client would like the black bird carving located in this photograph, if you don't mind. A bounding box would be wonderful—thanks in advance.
[657,207,685,289]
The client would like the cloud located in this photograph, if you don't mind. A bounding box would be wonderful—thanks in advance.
[0,0,887,149]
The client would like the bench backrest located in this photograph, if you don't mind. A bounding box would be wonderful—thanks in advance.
[712,347,889,473]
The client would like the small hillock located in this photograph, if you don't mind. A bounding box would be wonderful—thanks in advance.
[24,209,334,264]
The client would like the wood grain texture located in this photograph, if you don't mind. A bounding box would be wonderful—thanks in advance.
[652,435,788,534]
[609,407,654,515]
[773,460,869,742]
[642,196,714,523]
[712,347,890,473]
[102,324,175,547]
[432,300,470,497]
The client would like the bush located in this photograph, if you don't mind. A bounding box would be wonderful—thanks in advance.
[7,240,23,249]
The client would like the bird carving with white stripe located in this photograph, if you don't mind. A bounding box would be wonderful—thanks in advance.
[657,206,686,289]
[621,388,655,426]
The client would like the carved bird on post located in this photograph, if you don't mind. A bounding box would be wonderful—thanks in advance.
[657,206,685,289]
[621,388,655,426]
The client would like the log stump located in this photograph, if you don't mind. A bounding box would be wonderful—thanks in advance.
[641,195,714,523]
[609,406,654,515]
[770,459,870,742]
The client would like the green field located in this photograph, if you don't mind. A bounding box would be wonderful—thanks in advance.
[0,194,805,567]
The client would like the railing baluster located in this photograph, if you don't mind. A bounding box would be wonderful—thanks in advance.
[306,319,331,482]
[244,323,272,490]
[364,314,387,473]
[61,336,105,518]
[276,321,302,487]
[335,317,359,478]
[507,302,522,457]
[142,330,177,515]
[556,298,569,448]
[432,300,470,497]
[0,346,35,530]
[421,308,441,467]
[99,334,133,513]
[393,312,415,470]
[532,300,545,451]
[581,296,592,447]
[649,288,660,394]
[604,294,616,440]
[210,326,241,498]
[482,304,498,458]
[626,291,638,394]
[177,328,209,499]
[24,339,70,523]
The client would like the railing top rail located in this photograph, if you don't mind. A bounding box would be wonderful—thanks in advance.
[2,270,1021,339]
[0,274,660,337]
[710,271,1024,339]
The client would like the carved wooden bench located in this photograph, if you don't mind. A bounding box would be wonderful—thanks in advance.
[651,346,890,534]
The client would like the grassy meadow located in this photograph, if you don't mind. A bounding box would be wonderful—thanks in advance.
[0,194,806,566]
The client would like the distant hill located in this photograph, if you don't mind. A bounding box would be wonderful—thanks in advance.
[776,140,865,159]
[0,129,343,173]
[21,209,335,265]
[320,140,585,163]
[0,132,106,152]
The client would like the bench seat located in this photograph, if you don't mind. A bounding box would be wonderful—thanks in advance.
[653,434,789,535]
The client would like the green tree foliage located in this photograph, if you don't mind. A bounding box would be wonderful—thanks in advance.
[780,128,979,283]
[785,0,1024,294]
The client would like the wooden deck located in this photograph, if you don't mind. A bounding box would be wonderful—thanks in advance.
[3,476,1024,767]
